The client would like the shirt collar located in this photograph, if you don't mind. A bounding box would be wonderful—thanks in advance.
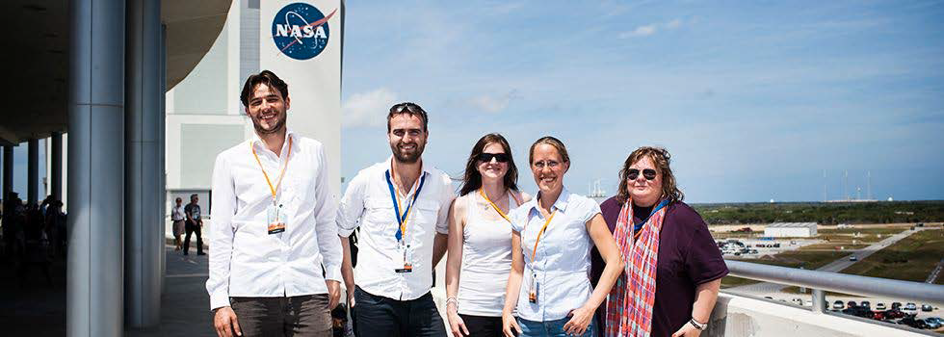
[385,156,432,177]
[251,129,296,156]
[530,187,571,214]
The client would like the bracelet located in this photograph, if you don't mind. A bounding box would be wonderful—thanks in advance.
[689,317,707,330]
[445,297,459,309]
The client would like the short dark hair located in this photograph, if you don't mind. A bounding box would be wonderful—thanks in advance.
[240,70,289,107]
[190,194,198,200]
[459,133,519,196]
[175,197,182,202]
[386,102,429,132]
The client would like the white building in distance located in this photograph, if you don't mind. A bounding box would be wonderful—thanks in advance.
[764,222,818,238]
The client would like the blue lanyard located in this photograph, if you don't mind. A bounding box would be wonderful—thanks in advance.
[385,170,427,241]
[634,199,670,233]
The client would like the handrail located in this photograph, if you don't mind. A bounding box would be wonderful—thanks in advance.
[725,260,944,306]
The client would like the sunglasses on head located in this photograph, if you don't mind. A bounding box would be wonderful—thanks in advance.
[627,168,658,180]
[392,102,425,114]
[477,153,510,163]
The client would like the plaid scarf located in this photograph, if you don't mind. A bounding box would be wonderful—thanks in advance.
[604,199,668,337]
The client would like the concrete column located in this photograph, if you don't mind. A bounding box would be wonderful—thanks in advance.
[159,23,168,295]
[28,139,39,204]
[124,0,162,328]
[51,132,63,202]
[68,0,125,336]
[2,145,12,200]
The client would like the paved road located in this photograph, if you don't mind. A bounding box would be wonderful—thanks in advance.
[927,258,944,283]
[730,228,922,295]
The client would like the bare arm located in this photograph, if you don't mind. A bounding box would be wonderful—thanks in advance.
[445,198,466,300]
[564,213,624,335]
[501,231,525,337]
[433,233,449,267]
[445,198,469,336]
[339,236,356,305]
[692,278,721,323]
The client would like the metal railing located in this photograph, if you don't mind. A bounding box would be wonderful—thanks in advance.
[724,260,944,313]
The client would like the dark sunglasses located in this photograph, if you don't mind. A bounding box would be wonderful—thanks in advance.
[627,168,658,180]
[392,102,425,114]
[477,153,510,163]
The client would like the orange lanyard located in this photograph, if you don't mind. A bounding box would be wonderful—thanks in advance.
[529,211,556,267]
[478,188,521,223]
[250,137,293,204]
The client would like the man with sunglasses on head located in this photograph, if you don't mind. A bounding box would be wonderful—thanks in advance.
[336,102,455,336]
[207,70,342,337]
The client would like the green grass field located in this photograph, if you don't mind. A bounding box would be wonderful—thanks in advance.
[839,229,944,284]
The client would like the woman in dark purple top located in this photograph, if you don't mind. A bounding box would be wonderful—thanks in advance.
[590,147,727,337]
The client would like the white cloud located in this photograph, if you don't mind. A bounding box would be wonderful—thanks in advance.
[619,24,657,38]
[619,19,683,39]
[470,90,520,113]
[342,88,398,128]
[666,18,682,29]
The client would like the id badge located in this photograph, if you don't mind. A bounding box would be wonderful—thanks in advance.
[267,204,286,235]
[528,272,539,303]
[395,242,414,273]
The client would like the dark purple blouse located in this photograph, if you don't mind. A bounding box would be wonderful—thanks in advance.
[590,197,728,337]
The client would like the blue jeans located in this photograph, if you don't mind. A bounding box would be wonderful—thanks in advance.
[517,316,596,337]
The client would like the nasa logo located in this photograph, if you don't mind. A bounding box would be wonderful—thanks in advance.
[271,3,336,61]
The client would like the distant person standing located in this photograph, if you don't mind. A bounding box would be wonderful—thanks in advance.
[172,197,186,251]
[184,194,204,256]
[207,70,342,337]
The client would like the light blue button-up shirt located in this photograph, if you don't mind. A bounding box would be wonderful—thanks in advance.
[509,188,602,321]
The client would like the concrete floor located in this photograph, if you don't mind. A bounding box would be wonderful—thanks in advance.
[0,246,215,336]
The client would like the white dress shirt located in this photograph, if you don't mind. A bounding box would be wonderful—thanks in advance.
[336,157,455,301]
[172,205,185,221]
[509,188,601,321]
[206,130,342,310]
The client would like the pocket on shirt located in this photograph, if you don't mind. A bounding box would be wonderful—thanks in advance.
[410,199,441,227]
[364,197,396,230]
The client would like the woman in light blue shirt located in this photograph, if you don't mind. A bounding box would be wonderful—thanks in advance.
[501,136,624,337]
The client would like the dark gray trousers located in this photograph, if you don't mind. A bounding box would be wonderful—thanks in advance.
[230,294,332,336]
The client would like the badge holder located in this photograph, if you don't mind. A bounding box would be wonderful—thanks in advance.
[395,242,413,273]
[267,203,286,235]
[528,271,539,303]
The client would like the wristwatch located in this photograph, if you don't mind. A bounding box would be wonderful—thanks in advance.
[689,317,707,330]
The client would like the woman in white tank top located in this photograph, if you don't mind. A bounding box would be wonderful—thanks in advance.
[446,133,532,337]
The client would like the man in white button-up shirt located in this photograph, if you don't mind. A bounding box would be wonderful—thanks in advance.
[337,102,455,336]
[207,70,342,337]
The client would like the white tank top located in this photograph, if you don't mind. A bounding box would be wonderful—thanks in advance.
[458,191,520,317]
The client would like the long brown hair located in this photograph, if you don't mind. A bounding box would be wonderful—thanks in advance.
[459,133,519,196]
[616,146,684,204]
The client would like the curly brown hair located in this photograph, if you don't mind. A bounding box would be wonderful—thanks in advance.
[616,146,684,205]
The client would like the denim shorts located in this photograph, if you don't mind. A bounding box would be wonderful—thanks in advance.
[517,315,596,337]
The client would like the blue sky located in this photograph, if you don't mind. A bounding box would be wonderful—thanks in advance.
[338,0,944,203]
[4,1,941,204]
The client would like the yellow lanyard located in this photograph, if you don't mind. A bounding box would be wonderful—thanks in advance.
[478,188,521,223]
[250,137,293,204]
[529,211,556,267]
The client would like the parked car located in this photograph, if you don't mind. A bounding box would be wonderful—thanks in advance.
[883,309,907,320]
[875,302,887,310]
[791,298,803,306]
[891,302,902,310]
[925,317,942,325]
[860,301,871,309]
[921,304,933,312]
[924,318,942,329]
[849,255,858,261]
[833,300,844,310]
[904,302,917,311]
[898,317,929,329]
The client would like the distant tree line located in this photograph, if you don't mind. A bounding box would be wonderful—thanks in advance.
[692,201,944,225]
